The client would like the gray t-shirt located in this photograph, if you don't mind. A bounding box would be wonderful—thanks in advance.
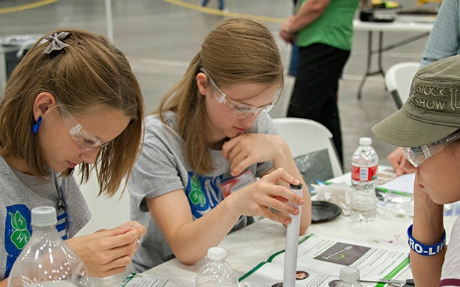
[128,112,277,272]
[0,156,91,280]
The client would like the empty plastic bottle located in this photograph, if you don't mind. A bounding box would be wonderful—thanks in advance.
[335,267,364,287]
[7,206,92,287]
[195,247,238,287]
[350,137,378,222]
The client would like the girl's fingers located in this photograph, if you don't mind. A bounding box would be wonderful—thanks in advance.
[251,183,301,215]
[222,138,239,160]
[98,227,139,250]
[128,221,146,241]
[260,177,303,206]
[264,168,300,186]
[262,207,291,225]
[266,196,300,215]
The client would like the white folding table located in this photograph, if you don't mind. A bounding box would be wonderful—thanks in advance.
[353,17,434,99]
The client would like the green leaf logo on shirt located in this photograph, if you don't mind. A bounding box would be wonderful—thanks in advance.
[9,211,30,250]
[189,176,206,207]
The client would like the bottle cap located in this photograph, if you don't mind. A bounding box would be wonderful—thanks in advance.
[339,267,360,282]
[359,137,372,146]
[31,206,57,227]
[290,183,303,190]
[207,247,226,261]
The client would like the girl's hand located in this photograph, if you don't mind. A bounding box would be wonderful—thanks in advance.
[66,221,146,278]
[280,15,296,44]
[222,134,283,176]
[225,168,303,225]
[387,147,411,176]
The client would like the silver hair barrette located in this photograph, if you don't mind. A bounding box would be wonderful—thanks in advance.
[43,32,70,54]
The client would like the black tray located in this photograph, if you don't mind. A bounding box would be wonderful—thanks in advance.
[311,201,342,223]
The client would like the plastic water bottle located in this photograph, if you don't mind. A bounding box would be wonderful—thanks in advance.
[335,267,364,287]
[195,247,238,287]
[350,137,378,222]
[7,206,92,287]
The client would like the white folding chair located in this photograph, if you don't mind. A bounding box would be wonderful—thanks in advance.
[272,117,343,178]
[385,62,420,109]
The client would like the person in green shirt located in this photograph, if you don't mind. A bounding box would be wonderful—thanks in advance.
[280,0,361,166]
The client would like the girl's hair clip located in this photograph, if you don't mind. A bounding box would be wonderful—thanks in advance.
[43,32,70,54]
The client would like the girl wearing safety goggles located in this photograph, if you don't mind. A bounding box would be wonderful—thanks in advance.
[127,17,312,272]
[0,29,146,283]
[373,54,460,287]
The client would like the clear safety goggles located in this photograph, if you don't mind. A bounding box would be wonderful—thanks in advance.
[200,68,278,119]
[57,102,112,150]
[402,131,460,167]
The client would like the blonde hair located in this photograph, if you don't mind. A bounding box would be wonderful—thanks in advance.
[0,28,144,197]
[155,17,284,175]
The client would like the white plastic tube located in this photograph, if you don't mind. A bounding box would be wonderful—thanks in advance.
[283,183,303,287]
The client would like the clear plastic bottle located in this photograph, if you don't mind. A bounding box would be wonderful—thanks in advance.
[195,247,238,287]
[7,206,92,287]
[335,267,364,287]
[350,137,378,222]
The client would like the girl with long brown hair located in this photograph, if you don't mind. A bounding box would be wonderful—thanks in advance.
[128,17,311,272]
[0,29,146,284]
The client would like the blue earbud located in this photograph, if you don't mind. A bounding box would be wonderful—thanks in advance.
[31,116,43,133]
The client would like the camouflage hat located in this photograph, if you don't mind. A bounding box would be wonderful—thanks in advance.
[373,55,460,147]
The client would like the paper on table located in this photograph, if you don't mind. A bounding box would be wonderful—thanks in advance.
[119,273,195,287]
[377,173,415,195]
[312,182,352,215]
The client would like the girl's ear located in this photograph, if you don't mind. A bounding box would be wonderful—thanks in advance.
[196,72,210,96]
[33,92,57,122]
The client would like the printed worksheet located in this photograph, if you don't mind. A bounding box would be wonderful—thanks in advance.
[239,234,409,287]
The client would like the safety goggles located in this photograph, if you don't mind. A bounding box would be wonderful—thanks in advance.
[402,131,460,167]
[57,102,112,150]
[200,68,278,119]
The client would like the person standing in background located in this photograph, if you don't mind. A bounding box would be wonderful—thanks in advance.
[279,0,361,167]
[420,0,459,67]
[287,0,300,77]
[202,0,226,11]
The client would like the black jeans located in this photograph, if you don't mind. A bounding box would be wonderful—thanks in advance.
[287,43,350,166]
